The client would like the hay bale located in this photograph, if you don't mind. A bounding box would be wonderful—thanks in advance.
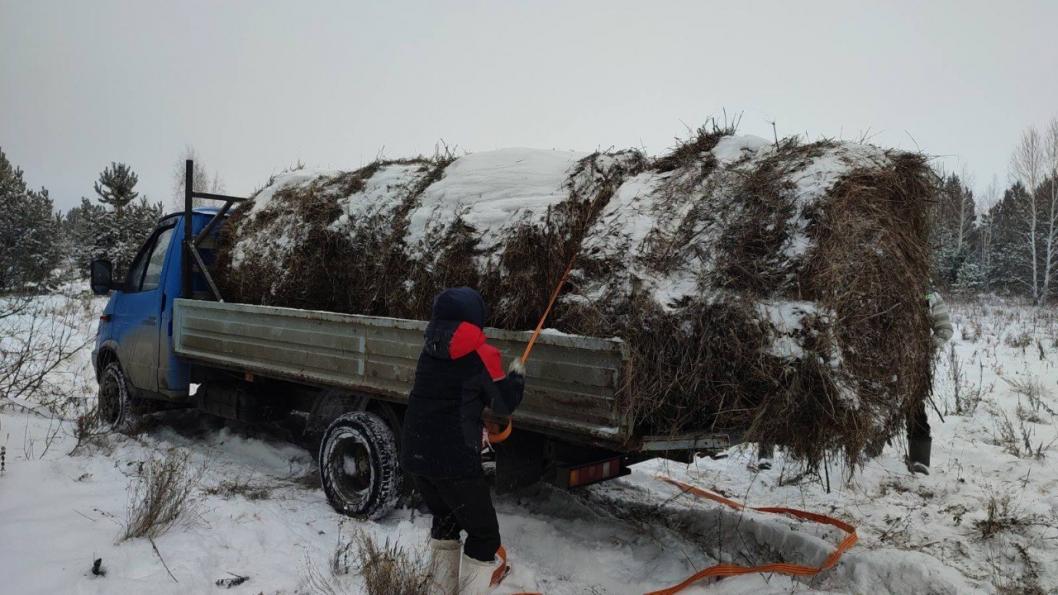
[563,134,934,464]
[216,131,935,466]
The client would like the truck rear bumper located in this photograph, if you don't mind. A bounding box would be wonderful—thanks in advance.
[638,433,736,453]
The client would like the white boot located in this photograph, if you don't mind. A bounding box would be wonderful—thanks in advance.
[429,538,461,595]
[459,552,507,595]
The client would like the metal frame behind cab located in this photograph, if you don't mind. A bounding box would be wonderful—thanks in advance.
[182,159,247,301]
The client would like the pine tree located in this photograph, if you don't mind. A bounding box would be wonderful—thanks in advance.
[63,197,108,269]
[79,163,164,278]
[93,162,139,210]
[0,148,61,292]
[928,172,978,290]
[984,183,1032,295]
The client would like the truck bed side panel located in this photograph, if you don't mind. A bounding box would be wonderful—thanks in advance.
[173,299,631,445]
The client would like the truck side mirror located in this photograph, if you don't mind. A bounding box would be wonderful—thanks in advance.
[90,258,115,295]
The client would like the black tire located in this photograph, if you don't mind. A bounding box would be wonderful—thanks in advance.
[319,411,401,520]
[98,361,137,433]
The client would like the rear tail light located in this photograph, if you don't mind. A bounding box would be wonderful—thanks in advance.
[560,456,624,488]
[100,314,111,322]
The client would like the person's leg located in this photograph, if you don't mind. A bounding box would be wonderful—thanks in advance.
[907,400,931,439]
[414,474,463,540]
[756,442,774,470]
[907,400,932,474]
[435,476,501,562]
[413,474,462,594]
[434,476,505,594]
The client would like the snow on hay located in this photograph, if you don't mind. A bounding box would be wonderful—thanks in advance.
[215,129,936,466]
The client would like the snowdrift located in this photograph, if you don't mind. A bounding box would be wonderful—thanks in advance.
[216,129,935,465]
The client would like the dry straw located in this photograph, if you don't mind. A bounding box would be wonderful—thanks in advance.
[215,125,936,467]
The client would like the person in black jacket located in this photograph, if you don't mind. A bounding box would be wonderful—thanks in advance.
[401,287,525,594]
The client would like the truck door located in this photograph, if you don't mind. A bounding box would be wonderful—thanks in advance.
[110,223,176,394]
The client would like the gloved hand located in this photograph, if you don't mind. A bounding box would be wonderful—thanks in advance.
[927,292,953,348]
[508,358,525,376]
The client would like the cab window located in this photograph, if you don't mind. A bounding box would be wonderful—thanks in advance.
[141,227,175,291]
[125,225,175,293]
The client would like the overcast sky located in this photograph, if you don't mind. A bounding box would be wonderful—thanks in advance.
[3,0,1057,212]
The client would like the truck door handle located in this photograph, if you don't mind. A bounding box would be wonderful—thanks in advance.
[143,316,157,326]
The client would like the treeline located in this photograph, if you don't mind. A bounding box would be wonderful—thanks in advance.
[1,147,223,293]
[931,118,1058,304]
[0,148,162,292]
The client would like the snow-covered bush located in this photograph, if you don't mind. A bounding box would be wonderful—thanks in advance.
[0,291,93,414]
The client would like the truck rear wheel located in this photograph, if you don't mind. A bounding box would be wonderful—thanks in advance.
[319,412,401,520]
[98,361,137,433]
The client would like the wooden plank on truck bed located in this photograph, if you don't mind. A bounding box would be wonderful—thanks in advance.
[173,299,632,446]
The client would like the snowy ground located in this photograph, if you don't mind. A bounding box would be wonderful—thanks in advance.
[1,292,1056,594]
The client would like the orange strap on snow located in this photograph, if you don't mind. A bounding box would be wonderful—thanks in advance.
[646,476,858,595]
[488,254,578,444]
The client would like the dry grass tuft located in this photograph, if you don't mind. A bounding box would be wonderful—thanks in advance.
[652,118,737,174]
[352,532,431,595]
[975,493,1050,540]
[122,450,198,540]
[203,475,271,501]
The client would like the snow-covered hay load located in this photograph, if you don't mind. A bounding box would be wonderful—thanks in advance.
[216,128,935,465]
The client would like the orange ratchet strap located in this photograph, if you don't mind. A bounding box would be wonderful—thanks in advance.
[487,254,578,444]
[647,476,858,595]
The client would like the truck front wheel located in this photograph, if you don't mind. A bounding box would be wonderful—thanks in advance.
[319,412,401,520]
[98,362,137,433]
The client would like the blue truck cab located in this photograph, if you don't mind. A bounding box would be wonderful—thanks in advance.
[92,208,220,408]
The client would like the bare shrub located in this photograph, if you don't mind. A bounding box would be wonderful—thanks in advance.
[0,292,93,414]
[71,400,109,453]
[945,345,983,416]
[354,532,432,595]
[302,531,431,595]
[993,543,1045,595]
[1016,402,1045,424]
[122,450,198,540]
[975,493,1048,540]
[301,552,351,595]
[203,475,271,501]
[1004,376,1054,416]
[1005,331,1032,349]
[332,533,356,577]
[991,410,1055,459]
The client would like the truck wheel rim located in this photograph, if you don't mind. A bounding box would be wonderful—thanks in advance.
[328,429,372,508]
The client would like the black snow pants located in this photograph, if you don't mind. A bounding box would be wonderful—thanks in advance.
[413,473,500,563]
[907,400,931,441]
